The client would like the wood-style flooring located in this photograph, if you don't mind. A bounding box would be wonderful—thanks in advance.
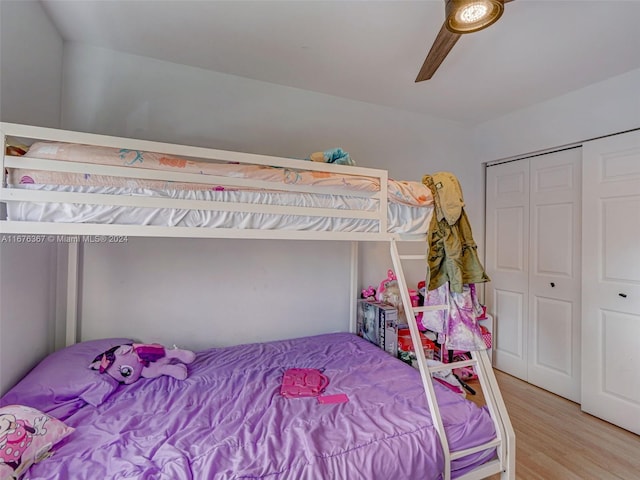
[467,370,640,480]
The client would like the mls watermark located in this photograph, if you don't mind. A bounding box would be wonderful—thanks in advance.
[0,234,129,244]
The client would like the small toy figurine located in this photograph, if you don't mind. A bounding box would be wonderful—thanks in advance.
[90,343,196,384]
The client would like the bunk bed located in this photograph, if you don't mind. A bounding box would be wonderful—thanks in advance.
[0,123,514,480]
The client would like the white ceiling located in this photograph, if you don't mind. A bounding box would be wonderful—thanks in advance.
[40,0,640,125]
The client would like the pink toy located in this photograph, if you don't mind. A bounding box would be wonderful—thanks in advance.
[377,269,409,323]
[376,269,398,303]
[90,343,196,384]
[280,368,329,398]
[361,285,376,301]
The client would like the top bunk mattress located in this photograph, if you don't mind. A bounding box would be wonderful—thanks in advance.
[4,141,434,236]
[7,184,432,235]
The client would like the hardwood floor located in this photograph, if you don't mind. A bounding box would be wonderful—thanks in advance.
[467,370,640,480]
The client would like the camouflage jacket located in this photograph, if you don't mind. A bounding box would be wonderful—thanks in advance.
[423,174,490,293]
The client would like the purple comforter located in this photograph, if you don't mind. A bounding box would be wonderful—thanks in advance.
[25,333,496,479]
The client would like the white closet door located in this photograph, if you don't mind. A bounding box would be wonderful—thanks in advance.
[486,160,530,379]
[582,130,640,434]
[527,149,582,402]
[487,150,582,401]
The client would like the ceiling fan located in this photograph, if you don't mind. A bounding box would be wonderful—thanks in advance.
[416,0,514,82]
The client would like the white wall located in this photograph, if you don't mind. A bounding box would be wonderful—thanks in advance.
[79,239,351,350]
[0,0,63,127]
[472,68,640,164]
[0,242,57,394]
[0,0,63,394]
[60,43,474,347]
[61,44,472,181]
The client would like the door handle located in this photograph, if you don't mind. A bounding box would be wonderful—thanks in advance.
[619,293,627,298]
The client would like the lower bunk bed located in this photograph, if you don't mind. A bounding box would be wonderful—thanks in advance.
[0,333,497,480]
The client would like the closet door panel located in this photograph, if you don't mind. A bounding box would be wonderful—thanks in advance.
[582,130,640,434]
[528,149,582,402]
[491,289,527,380]
[531,296,573,375]
[534,203,574,277]
[603,197,640,282]
[601,310,640,403]
[486,161,529,378]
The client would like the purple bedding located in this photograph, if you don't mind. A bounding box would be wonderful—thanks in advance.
[9,333,496,479]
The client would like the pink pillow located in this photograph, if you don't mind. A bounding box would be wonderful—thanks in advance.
[0,405,74,478]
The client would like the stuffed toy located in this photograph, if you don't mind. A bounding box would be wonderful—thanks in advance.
[90,343,196,384]
[307,147,355,166]
[377,269,407,323]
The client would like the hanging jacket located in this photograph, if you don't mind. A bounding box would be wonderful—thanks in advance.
[423,173,490,293]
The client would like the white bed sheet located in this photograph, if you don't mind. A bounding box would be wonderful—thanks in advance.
[7,184,433,234]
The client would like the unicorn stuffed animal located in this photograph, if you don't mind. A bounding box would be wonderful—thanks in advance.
[90,343,196,384]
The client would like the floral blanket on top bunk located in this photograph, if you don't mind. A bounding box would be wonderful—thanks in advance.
[0,333,497,479]
[7,142,433,208]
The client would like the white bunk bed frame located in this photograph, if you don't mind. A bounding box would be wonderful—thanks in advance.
[0,122,515,480]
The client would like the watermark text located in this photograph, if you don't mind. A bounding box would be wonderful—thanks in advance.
[1,234,129,244]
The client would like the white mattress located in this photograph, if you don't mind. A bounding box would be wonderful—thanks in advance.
[7,184,433,234]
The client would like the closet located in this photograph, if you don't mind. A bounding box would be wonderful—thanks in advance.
[485,148,582,403]
[581,129,640,435]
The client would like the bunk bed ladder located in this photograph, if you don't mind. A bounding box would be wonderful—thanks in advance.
[389,239,515,480]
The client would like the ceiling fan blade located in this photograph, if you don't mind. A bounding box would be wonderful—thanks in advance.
[415,22,461,82]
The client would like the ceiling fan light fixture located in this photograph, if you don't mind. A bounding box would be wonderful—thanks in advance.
[445,0,504,34]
